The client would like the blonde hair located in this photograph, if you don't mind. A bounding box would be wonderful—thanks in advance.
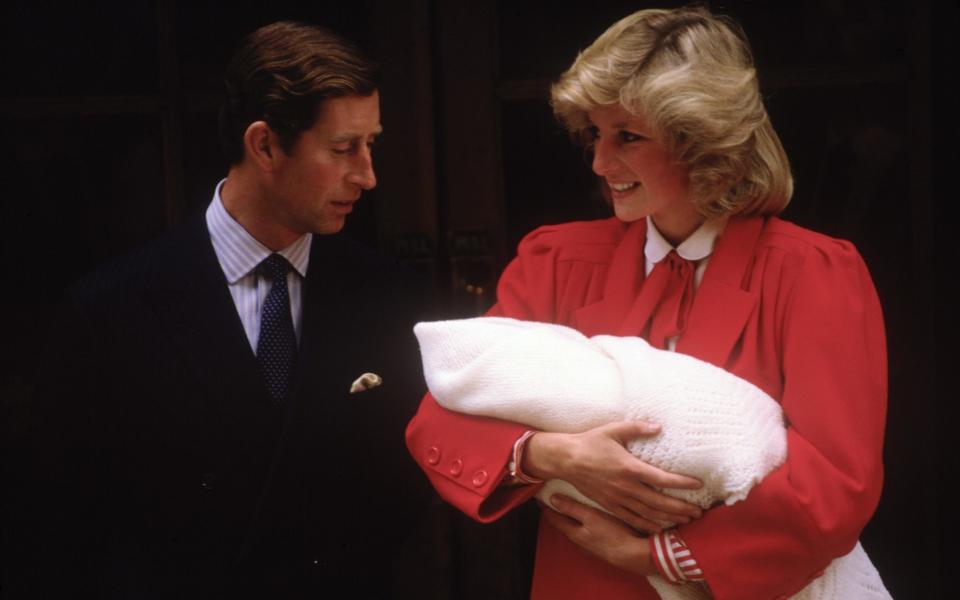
[551,6,792,218]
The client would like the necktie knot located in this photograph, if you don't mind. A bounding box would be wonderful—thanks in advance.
[259,253,292,284]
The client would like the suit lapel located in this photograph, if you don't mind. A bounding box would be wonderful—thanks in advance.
[141,214,291,562]
[141,215,277,429]
[676,217,763,366]
[293,233,349,401]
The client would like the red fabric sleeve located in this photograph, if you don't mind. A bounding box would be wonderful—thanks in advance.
[405,393,539,521]
[679,240,887,598]
[405,227,564,521]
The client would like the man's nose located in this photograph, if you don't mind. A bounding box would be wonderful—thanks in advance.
[348,148,377,190]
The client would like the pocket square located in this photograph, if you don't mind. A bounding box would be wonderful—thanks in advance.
[349,372,382,394]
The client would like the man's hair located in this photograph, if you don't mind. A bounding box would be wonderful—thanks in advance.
[551,5,792,218]
[219,21,379,165]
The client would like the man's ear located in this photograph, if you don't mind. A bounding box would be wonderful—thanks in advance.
[243,121,282,172]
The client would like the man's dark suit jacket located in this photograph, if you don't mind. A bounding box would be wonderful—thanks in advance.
[12,213,434,598]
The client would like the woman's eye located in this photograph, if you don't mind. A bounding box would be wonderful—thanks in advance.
[579,127,599,152]
[618,131,645,143]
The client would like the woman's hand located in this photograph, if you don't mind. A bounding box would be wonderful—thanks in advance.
[522,420,703,532]
[541,494,656,575]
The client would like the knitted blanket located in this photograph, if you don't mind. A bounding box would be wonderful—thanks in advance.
[414,317,891,600]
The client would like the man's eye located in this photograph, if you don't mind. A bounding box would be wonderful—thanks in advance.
[618,131,645,143]
[332,141,361,155]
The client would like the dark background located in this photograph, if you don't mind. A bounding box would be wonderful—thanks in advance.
[1,0,955,597]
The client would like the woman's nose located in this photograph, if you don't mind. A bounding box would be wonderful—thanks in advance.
[591,137,616,176]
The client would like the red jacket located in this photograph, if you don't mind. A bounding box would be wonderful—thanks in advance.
[406,216,886,599]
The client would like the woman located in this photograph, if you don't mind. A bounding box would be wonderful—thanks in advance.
[406,6,886,599]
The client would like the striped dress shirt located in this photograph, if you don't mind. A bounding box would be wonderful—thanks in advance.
[205,180,312,352]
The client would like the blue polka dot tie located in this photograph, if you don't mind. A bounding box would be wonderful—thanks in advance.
[256,254,297,403]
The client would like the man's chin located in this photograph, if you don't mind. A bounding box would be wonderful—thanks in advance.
[313,216,347,235]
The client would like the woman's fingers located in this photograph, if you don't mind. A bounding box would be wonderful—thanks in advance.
[602,419,662,441]
[538,499,583,535]
[620,479,703,519]
[602,467,703,526]
[620,498,689,526]
[605,488,697,531]
[543,494,656,576]
[608,503,665,533]
[596,421,704,490]
[529,420,705,524]
[631,459,702,490]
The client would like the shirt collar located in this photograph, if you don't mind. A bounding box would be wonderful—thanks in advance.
[206,179,312,284]
[644,215,725,264]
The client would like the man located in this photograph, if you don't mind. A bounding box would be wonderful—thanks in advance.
[13,21,431,598]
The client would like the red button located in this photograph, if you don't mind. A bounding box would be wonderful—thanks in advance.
[426,446,441,465]
[450,459,463,476]
[472,470,488,487]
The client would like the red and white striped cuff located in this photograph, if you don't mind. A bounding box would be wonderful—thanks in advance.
[650,530,704,583]
[507,430,544,485]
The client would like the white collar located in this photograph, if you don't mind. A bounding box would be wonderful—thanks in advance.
[206,179,312,284]
[644,215,725,264]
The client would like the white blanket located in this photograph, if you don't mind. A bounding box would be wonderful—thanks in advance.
[414,317,891,600]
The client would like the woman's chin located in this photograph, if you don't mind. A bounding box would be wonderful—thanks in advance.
[612,204,647,223]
